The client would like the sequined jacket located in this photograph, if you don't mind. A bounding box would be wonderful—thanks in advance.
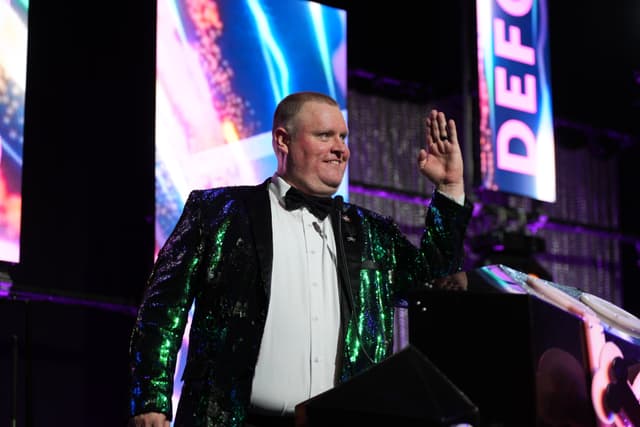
[129,178,472,426]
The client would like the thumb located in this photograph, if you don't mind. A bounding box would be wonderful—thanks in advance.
[417,148,427,165]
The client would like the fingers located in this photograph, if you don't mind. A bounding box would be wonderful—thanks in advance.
[426,109,456,149]
[447,117,458,143]
[437,113,449,140]
[425,112,437,149]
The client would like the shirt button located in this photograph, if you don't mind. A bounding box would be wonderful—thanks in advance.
[312,315,319,321]
[312,282,318,287]
[313,357,320,363]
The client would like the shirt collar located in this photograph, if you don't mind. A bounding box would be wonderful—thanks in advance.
[270,173,291,206]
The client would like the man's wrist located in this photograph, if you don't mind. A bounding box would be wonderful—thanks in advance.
[435,189,465,206]
[435,180,465,205]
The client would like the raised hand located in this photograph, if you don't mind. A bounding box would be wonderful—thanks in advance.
[417,109,464,200]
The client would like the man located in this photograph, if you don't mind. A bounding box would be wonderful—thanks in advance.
[129,91,472,427]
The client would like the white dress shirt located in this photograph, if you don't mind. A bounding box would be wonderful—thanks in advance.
[249,175,341,415]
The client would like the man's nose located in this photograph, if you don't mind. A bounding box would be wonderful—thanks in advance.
[331,137,348,156]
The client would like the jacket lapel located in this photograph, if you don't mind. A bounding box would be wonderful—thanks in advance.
[332,203,363,318]
[242,178,274,297]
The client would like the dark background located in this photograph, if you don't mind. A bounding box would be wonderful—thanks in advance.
[2,1,639,426]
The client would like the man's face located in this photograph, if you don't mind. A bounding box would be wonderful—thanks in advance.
[280,101,349,197]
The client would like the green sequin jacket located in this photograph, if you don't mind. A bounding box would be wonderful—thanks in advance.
[129,178,472,426]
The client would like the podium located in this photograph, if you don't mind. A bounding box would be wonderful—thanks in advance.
[295,345,479,426]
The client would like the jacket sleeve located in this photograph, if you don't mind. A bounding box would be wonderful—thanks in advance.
[380,190,473,291]
[128,190,207,419]
[419,190,473,280]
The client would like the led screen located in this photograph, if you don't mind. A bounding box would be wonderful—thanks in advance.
[476,0,556,202]
[155,0,347,419]
[155,0,347,256]
[0,0,27,263]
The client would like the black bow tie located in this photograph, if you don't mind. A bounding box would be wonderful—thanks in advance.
[284,187,334,220]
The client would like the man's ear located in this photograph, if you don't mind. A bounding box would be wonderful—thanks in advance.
[274,127,290,154]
